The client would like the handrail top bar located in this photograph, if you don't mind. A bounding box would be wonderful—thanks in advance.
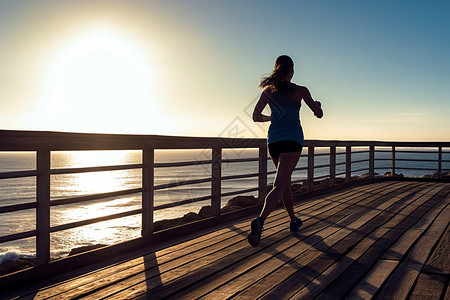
[1,130,449,151]
[303,139,450,147]
[0,130,266,151]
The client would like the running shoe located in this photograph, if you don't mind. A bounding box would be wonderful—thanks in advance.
[247,217,263,247]
[290,217,303,232]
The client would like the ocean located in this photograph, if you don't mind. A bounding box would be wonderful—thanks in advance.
[0,147,448,262]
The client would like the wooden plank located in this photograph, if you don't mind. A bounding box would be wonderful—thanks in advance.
[176,183,424,299]
[329,146,336,185]
[376,203,450,299]
[15,182,397,299]
[422,210,450,275]
[346,146,351,182]
[409,273,447,300]
[310,184,448,298]
[258,146,268,202]
[346,259,398,299]
[3,182,418,299]
[261,183,442,299]
[29,184,363,299]
[211,145,221,217]
[218,189,407,300]
[369,145,375,178]
[82,196,366,298]
[291,227,396,300]
[30,188,338,298]
[392,146,396,176]
[141,148,154,237]
[36,150,51,266]
[2,130,450,151]
[381,186,448,261]
[307,146,314,192]
[89,182,402,299]
[0,170,36,179]
[438,146,442,179]
[204,196,394,299]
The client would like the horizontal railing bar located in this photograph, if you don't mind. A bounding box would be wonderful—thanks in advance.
[313,152,331,157]
[350,150,370,154]
[314,164,330,169]
[294,166,308,172]
[2,130,450,151]
[154,177,212,191]
[221,173,260,181]
[51,164,142,175]
[336,171,346,176]
[155,160,211,168]
[394,151,439,154]
[395,159,438,162]
[0,202,37,214]
[220,187,260,198]
[0,170,37,179]
[267,170,276,176]
[51,209,142,233]
[154,195,212,211]
[0,230,36,244]
[51,188,143,207]
[222,158,260,163]
[350,159,370,164]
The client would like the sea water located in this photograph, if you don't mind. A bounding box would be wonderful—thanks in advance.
[0,148,448,261]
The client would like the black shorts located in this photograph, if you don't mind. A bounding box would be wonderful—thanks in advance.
[268,140,303,159]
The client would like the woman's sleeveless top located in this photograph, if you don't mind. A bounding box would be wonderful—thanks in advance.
[268,84,304,146]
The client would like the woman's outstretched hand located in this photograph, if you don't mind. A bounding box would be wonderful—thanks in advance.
[314,101,323,118]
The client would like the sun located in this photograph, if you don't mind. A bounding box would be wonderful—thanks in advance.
[44,27,155,133]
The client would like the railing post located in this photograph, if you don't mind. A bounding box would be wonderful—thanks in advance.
[438,146,442,179]
[346,146,351,182]
[211,145,222,217]
[369,145,375,179]
[258,146,268,203]
[142,148,154,237]
[36,150,50,266]
[391,146,396,176]
[329,146,336,186]
[307,146,314,192]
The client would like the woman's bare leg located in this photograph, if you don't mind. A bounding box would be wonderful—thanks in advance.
[260,152,300,222]
[271,157,297,222]
[281,179,296,222]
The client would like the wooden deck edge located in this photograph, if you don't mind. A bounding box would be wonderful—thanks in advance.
[0,177,444,292]
[0,206,262,291]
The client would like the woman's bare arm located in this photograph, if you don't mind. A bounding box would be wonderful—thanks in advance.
[300,86,323,118]
[252,90,271,122]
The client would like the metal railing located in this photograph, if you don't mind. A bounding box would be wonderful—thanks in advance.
[0,130,449,269]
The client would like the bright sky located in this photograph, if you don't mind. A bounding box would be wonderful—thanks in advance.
[0,1,449,142]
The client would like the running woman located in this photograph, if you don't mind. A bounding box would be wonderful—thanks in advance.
[248,55,323,247]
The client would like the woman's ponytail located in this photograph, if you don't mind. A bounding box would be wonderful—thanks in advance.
[259,55,294,93]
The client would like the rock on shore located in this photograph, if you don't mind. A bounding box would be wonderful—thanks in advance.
[153,195,258,232]
[0,256,35,276]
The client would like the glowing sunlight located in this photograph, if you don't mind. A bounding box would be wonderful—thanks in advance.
[44,27,155,133]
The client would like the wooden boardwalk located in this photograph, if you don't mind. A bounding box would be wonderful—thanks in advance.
[2,180,449,299]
